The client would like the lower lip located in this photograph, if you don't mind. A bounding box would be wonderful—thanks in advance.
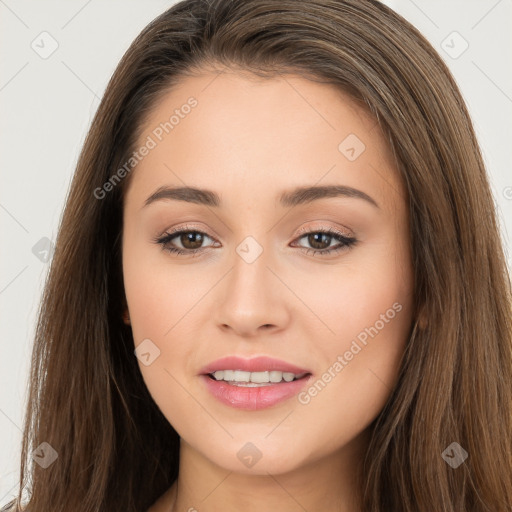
[201,374,312,410]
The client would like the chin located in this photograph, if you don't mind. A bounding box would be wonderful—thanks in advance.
[201,437,314,476]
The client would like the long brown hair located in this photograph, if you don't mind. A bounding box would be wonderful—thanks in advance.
[4,1,512,510]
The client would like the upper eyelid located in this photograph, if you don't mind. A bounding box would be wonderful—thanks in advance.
[160,225,355,246]
[161,222,354,239]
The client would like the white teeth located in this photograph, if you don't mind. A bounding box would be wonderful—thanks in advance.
[234,370,250,382]
[210,369,306,384]
[250,371,269,383]
[269,371,282,383]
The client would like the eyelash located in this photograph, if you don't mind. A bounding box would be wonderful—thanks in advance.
[153,224,357,258]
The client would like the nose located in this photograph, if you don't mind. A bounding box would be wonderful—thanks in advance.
[214,240,291,338]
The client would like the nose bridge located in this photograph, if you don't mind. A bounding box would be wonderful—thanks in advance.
[230,234,271,301]
[235,234,266,267]
[214,232,288,334]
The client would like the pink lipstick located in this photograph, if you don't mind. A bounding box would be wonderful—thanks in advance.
[199,356,312,410]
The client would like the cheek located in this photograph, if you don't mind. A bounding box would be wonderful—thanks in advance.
[293,238,414,450]
[289,227,413,368]
[123,255,205,439]
[319,267,412,364]
[122,237,213,431]
[122,228,202,344]
[292,301,410,465]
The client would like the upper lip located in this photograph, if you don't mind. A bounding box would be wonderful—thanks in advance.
[200,356,311,375]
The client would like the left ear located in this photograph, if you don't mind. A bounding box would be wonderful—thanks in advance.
[122,308,131,325]
[417,306,428,330]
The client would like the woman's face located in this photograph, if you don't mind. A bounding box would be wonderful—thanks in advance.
[122,69,414,475]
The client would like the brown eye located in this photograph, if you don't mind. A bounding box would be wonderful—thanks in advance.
[304,232,333,250]
[177,231,205,250]
[291,228,357,257]
[155,229,216,256]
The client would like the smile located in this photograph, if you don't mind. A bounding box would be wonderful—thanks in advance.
[200,356,313,410]
[209,370,308,386]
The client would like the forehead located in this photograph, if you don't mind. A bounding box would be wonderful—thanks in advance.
[139,69,379,142]
[125,70,404,213]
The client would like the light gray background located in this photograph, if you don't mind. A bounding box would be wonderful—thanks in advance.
[1,0,511,504]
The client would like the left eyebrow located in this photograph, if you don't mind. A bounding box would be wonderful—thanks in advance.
[142,184,379,210]
[279,184,379,209]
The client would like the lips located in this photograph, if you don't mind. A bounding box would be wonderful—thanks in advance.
[199,356,311,375]
[199,356,313,410]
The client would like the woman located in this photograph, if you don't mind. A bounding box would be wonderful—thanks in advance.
[3,0,511,510]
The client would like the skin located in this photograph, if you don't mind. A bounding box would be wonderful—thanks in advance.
[121,68,414,512]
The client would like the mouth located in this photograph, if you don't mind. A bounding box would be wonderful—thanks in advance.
[199,356,313,410]
[206,369,310,387]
